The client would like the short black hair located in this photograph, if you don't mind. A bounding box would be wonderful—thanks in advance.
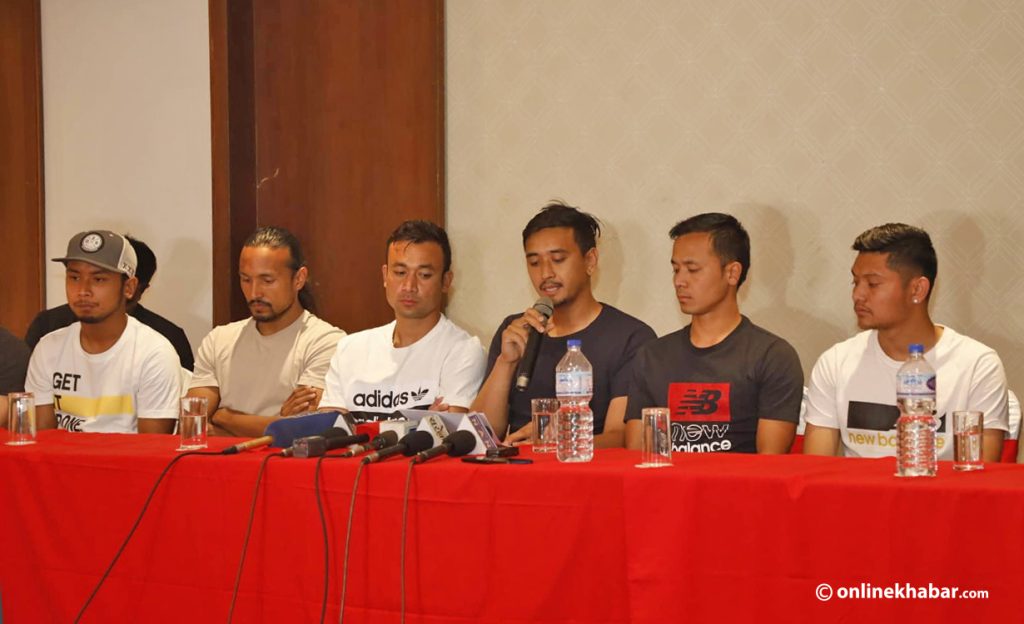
[386,220,452,273]
[243,225,316,312]
[124,235,156,289]
[852,223,937,293]
[669,213,751,287]
[522,201,601,254]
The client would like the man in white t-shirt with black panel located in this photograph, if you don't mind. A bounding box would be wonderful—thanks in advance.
[25,230,180,434]
[318,220,485,419]
[803,223,1008,460]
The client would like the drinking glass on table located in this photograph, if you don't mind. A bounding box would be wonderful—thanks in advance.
[530,398,559,453]
[6,392,37,446]
[178,397,209,451]
[636,407,672,468]
[952,410,983,471]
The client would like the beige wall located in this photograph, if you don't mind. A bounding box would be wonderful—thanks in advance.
[41,0,212,350]
[445,0,1024,391]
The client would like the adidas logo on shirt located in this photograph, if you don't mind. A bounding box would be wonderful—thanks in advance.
[352,387,431,409]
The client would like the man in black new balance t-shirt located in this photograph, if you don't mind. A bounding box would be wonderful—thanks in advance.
[472,202,655,448]
[625,213,803,454]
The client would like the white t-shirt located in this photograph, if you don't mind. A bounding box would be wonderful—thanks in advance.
[805,326,1009,458]
[24,317,181,433]
[189,310,344,416]
[320,315,485,414]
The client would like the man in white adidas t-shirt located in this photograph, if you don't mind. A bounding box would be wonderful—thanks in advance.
[804,223,1008,460]
[319,220,485,419]
[25,230,180,434]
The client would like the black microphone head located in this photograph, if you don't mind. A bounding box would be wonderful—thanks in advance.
[374,430,399,448]
[401,431,435,456]
[321,426,351,438]
[446,430,477,457]
[534,297,554,318]
[324,433,369,451]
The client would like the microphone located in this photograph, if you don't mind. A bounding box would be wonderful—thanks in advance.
[361,431,434,465]
[282,426,354,458]
[413,430,477,464]
[338,430,399,458]
[292,432,370,458]
[514,297,554,392]
[221,435,274,455]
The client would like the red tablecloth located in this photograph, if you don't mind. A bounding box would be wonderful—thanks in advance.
[1,430,1022,623]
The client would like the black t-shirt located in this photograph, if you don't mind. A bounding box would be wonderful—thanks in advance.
[625,316,803,453]
[485,304,656,434]
[24,303,195,371]
[0,327,30,394]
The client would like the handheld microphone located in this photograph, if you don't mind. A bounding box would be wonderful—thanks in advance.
[282,426,355,458]
[361,431,433,465]
[514,297,554,392]
[221,435,274,455]
[338,430,398,458]
[413,430,477,464]
[292,432,370,458]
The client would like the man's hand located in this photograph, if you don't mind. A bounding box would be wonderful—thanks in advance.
[280,386,323,417]
[505,422,534,446]
[428,396,450,412]
[497,307,549,365]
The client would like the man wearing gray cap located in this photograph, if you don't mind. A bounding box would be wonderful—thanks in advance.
[23,230,181,433]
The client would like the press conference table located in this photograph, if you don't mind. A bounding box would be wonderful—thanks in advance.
[1,431,1022,623]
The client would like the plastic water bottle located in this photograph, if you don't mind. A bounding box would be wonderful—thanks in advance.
[896,343,938,477]
[555,339,594,463]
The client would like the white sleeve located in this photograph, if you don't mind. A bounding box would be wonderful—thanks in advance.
[804,348,840,429]
[969,350,1009,432]
[137,341,183,420]
[188,329,221,390]
[318,335,350,410]
[438,336,486,410]
[24,344,54,406]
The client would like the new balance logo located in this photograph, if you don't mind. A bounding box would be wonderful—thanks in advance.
[676,389,721,416]
[668,382,731,422]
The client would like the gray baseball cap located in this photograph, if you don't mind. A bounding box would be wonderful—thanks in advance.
[52,230,138,278]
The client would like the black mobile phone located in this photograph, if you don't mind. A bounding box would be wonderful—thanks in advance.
[486,445,519,458]
[461,456,533,465]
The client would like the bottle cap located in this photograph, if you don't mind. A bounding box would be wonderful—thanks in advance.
[908,343,924,354]
[567,339,581,349]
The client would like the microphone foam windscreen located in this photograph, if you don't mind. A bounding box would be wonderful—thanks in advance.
[535,296,554,318]
[401,431,435,456]
[377,430,399,446]
[447,430,477,457]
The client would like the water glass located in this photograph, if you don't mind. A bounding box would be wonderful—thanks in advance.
[530,398,559,453]
[637,407,672,468]
[952,410,983,471]
[178,397,209,450]
[6,392,37,446]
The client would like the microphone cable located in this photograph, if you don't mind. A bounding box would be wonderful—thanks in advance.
[315,455,330,624]
[400,459,415,624]
[74,450,222,624]
[314,449,366,624]
[337,459,366,624]
[226,451,285,624]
